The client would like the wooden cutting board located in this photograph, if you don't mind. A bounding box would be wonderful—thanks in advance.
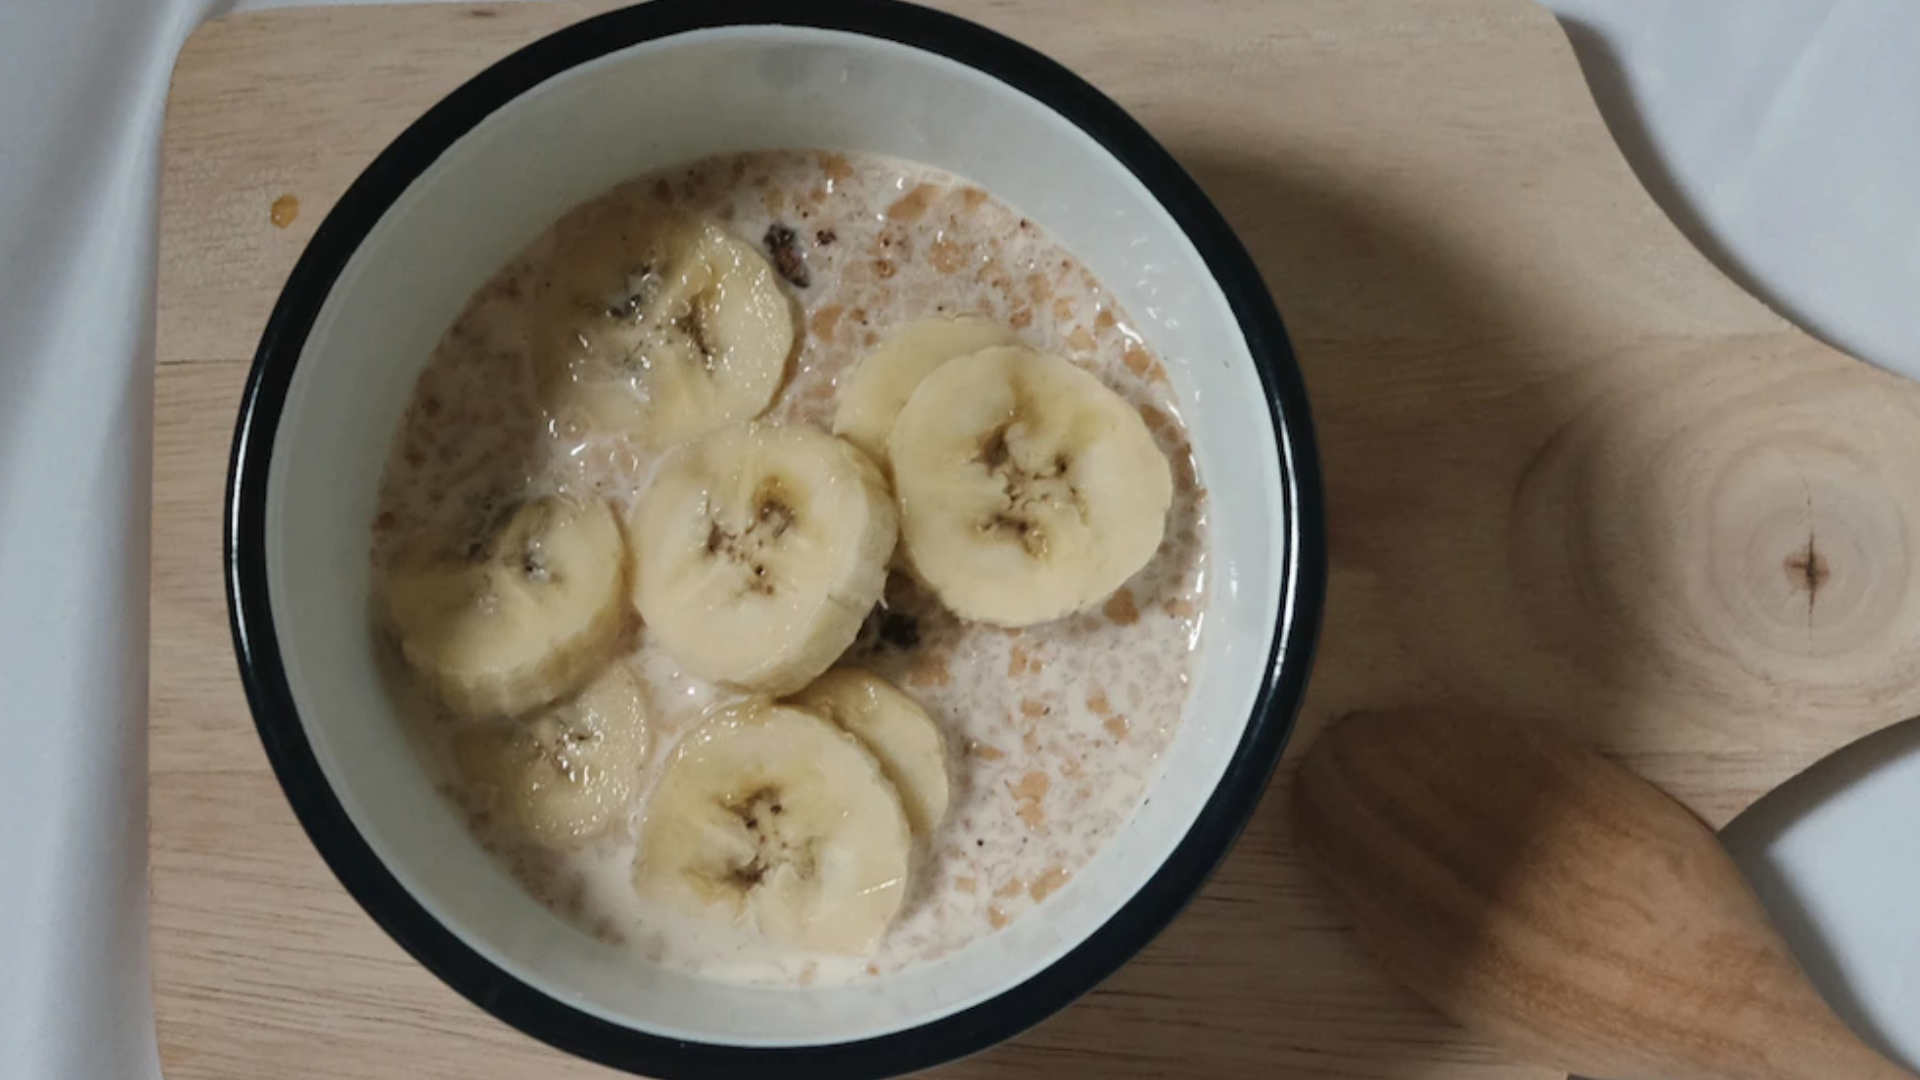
[151,1,1920,1078]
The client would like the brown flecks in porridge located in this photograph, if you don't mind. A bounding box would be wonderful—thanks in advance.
[1137,403,1173,438]
[873,223,909,255]
[866,963,882,976]
[906,651,953,689]
[1124,345,1155,380]
[819,152,854,182]
[993,877,1025,899]
[1029,868,1071,902]
[929,238,968,274]
[373,149,1206,989]
[1104,588,1140,626]
[1012,771,1051,831]
[1019,698,1048,719]
[1017,804,1046,832]
[1171,447,1200,494]
[763,222,810,288]
[810,305,844,340]
[873,258,897,280]
[1104,715,1131,741]
[969,741,1006,762]
[887,183,939,221]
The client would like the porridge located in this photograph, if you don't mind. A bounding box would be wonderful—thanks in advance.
[371,150,1207,986]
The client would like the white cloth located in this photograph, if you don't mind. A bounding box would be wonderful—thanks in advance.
[1550,0,1920,378]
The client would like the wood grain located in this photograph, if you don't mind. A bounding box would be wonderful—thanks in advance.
[1296,710,1917,1080]
[153,1,1920,1077]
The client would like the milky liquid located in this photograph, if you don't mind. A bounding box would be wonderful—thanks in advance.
[370,151,1209,986]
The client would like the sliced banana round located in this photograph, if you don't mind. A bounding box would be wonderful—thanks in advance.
[634,702,911,954]
[531,200,795,449]
[832,315,1020,464]
[787,667,949,838]
[384,496,629,717]
[889,346,1172,627]
[629,423,897,695]
[454,664,651,845]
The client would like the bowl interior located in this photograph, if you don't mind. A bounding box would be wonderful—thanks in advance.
[261,24,1287,1047]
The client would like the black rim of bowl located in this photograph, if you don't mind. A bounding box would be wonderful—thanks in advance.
[224,1,1326,1076]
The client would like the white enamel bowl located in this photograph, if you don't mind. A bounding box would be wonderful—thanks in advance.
[225,2,1324,1076]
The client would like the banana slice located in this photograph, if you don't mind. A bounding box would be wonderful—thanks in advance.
[634,702,911,954]
[832,315,1020,463]
[889,346,1172,627]
[788,667,948,838]
[628,423,897,695]
[454,664,651,844]
[531,200,795,449]
[384,496,628,717]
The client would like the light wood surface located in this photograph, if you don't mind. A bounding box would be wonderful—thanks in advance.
[1296,710,1917,1080]
[152,1,1920,1078]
